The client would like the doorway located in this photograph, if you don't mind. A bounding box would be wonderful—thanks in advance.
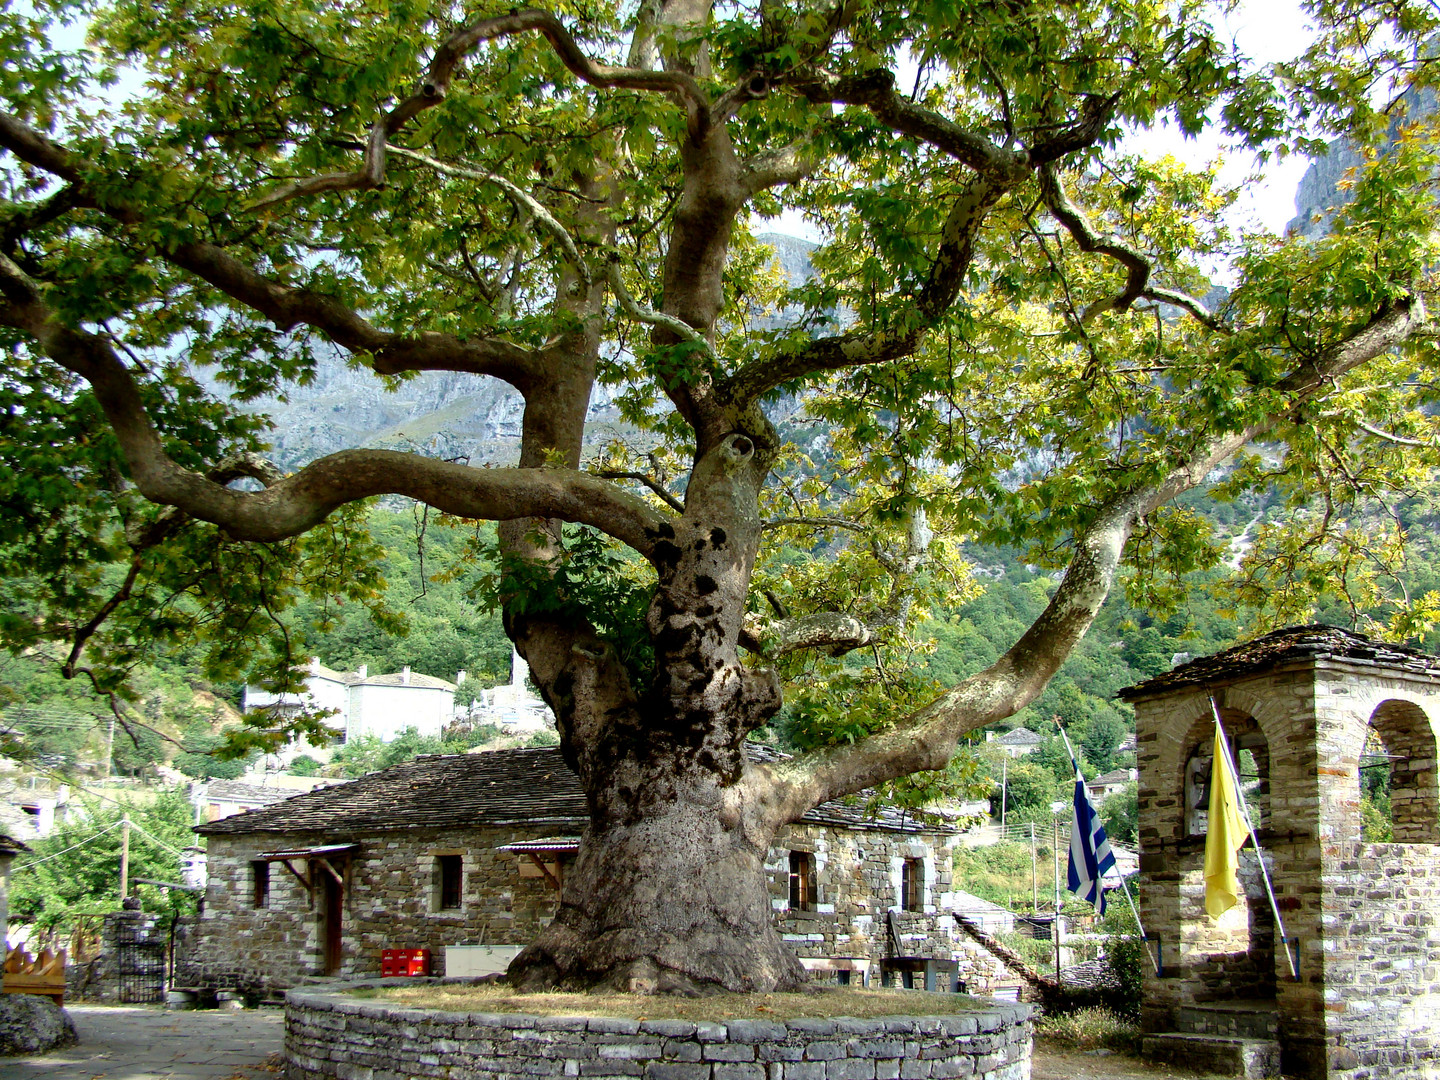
[322,871,343,975]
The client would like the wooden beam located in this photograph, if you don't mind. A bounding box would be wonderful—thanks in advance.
[526,853,560,891]
[277,859,312,892]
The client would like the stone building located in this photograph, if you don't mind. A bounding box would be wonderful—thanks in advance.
[1122,625,1440,1080]
[183,747,1014,995]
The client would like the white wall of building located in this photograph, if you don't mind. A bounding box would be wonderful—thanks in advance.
[349,682,452,741]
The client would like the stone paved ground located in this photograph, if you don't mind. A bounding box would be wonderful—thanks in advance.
[0,1005,284,1080]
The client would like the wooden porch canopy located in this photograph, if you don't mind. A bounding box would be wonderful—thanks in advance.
[495,837,579,892]
[254,843,359,896]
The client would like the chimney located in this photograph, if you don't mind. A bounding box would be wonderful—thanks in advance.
[455,670,466,685]
[357,664,368,680]
[402,666,411,686]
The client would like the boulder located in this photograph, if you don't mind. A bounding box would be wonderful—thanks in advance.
[0,995,78,1055]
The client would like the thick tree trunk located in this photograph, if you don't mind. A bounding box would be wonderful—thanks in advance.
[509,757,805,994]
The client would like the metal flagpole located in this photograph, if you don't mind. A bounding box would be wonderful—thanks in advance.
[1208,697,1299,980]
[1055,719,1157,973]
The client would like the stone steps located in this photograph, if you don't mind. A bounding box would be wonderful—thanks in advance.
[1176,1001,1279,1040]
[1142,1033,1281,1078]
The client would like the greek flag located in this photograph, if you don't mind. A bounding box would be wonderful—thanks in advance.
[1067,772,1116,914]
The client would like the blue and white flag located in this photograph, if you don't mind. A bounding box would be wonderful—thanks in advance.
[1066,773,1116,914]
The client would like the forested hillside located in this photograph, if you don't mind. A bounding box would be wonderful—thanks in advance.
[9,461,1440,792]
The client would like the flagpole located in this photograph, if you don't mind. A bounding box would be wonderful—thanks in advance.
[1208,697,1299,980]
[1054,720,1157,973]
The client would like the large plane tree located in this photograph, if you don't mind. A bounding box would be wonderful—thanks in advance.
[3,0,1438,991]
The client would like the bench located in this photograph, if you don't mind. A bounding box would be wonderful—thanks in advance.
[3,946,66,1005]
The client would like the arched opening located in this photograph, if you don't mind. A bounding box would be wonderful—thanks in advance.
[1182,712,1269,839]
[1363,700,1439,843]
[1177,709,1276,1003]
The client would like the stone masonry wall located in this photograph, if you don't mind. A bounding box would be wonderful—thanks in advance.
[1314,841,1440,1080]
[284,984,1033,1080]
[770,824,1010,991]
[181,824,569,993]
[185,822,1002,995]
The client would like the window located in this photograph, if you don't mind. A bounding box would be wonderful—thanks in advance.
[900,858,923,911]
[437,855,463,911]
[251,861,270,909]
[788,851,816,911]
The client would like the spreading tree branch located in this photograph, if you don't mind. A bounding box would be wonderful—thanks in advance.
[756,292,1426,822]
[592,469,686,514]
[385,144,590,285]
[1039,164,1226,330]
[0,111,546,386]
[0,254,673,558]
[247,7,713,211]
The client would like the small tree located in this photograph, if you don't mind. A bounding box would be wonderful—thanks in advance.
[11,791,198,936]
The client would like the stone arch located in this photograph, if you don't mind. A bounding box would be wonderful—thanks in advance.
[1178,707,1270,838]
[1164,703,1277,1004]
[1365,698,1439,843]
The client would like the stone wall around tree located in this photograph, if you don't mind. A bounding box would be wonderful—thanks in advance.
[283,983,1034,1080]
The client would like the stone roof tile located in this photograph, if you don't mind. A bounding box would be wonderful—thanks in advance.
[1117,623,1440,701]
[196,746,952,837]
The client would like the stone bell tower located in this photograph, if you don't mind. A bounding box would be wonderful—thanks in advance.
[1121,625,1440,1080]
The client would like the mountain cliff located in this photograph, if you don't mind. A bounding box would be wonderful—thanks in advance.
[215,233,816,471]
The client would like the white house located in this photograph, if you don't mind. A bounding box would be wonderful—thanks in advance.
[1085,767,1137,803]
[243,660,458,760]
[457,649,555,733]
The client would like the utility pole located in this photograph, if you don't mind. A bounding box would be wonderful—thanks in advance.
[119,815,131,901]
[1052,817,1062,976]
[105,716,115,779]
[1000,755,1008,830]
[1030,822,1038,912]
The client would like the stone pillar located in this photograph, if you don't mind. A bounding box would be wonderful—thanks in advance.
[0,833,31,951]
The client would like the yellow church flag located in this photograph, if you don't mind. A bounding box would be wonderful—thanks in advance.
[1203,719,1252,918]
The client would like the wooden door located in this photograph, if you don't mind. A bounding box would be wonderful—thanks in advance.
[322,872,343,975]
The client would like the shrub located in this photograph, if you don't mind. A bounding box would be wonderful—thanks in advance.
[1099,892,1146,1018]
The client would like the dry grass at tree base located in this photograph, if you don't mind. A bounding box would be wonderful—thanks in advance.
[347,984,1006,1022]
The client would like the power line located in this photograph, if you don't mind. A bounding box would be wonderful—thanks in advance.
[12,820,122,870]
[125,818,186,857]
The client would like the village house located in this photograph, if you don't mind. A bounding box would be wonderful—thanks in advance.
[0,778,71,839]
[456,649,555,734]
[242,659,458,762]
[991,727,1043,757]
[1085,767,1137,804]
[182,747,1017,996]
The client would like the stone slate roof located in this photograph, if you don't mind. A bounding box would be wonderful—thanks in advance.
[196,746,952,838]
[202,780,304,806]
[305,664,455,690]
[358,671,456,690]
[1117,624,1440,701]
[995,728,1043,745]
[0,831,30,855]
[1088,769,1133,787]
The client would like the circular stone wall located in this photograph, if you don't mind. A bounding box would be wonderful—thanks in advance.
[285,982,1033,1080]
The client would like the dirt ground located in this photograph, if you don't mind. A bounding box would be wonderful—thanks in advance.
[1033,1040,1240,1080]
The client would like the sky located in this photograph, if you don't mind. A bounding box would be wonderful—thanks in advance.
[764,0,1318,243]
